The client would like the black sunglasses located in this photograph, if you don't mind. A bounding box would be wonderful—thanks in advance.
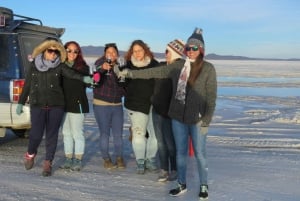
[165,49,169,54]
[46,49,60,55]
[185,46,199,52]
[66,49,79,54]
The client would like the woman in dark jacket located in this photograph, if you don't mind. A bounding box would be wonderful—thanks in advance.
[123,40,159,174]
[60,41,90,171]
[16,38,91,177]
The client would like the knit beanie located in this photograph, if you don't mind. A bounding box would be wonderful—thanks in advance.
[166,39,185,61]
[186,27,205,50]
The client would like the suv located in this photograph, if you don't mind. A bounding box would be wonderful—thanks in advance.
[0,7,65,137]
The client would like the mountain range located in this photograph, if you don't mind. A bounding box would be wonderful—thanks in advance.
[81,45,300,61]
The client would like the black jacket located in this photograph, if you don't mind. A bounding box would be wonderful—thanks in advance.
[62,64,90,113]
[124,59,159,114]
[19,62,84,108]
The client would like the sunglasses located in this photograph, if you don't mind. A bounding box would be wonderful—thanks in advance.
[46,49,60,55]
[66,49,79,54]
[165,49,169,54]
[185,46,199,52]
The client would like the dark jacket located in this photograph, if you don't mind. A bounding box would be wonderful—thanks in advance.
[19,62,84,108]
[63,64,90,113]
[93,57,126,103]
[131,59,217,126]
[151,62,172,118]
[124,59,159,114]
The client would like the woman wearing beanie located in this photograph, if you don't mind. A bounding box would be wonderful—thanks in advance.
[60,41,90,171]
[122,39,160,174]
[93,43,126,169]
[115,28,217,200]
[16,38,92,177]
[153,39,185,182]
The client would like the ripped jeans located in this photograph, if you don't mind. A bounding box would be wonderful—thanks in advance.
[127,107,157,161]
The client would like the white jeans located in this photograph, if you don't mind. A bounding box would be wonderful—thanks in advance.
[127,106,157,161]
[62,112,85,156]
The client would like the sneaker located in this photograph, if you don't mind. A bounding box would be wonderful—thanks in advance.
[60,157,73,169]
[116,157,125,169]
[42,160,52,177]
[168,170,178,181]
[145,158,158,172]
[169,183,187,196]
[157,170,168,182]
[103,158,116,170]
[136,159,145,174]
[24,152,35,170]
[199,184,208,200]
[71,159,82,171]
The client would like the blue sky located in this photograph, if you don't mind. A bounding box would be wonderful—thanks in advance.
[1,0,300,59]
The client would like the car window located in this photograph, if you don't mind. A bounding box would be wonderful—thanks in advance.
[0,34,10,71]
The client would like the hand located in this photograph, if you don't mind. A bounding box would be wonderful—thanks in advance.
[16,104,23,115]
[118,68,132,78]
[83,76,93,84]
[200,126,208,135]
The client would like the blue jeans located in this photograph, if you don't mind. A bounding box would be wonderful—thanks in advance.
[94,104,124,159]
[152,110,176,172]
[62,112,85,156]
[172,119,208,185]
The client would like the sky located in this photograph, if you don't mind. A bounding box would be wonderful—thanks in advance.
[1,0,300,59]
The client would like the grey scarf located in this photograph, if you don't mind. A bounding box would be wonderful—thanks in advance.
[34,53,61,72]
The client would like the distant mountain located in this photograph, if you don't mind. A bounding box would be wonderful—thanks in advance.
[81,46,300,61]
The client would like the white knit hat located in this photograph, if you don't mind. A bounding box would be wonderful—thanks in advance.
[166,39,185,61]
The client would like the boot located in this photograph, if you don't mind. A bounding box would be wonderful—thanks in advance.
[116,157,125,169]
[60,157,73,169]
[42,160,52,177]
[24,152,35,170]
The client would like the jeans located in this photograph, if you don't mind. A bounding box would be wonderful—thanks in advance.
[28,106,64,161]
[127,107,157,161]
[172,119,208,185]
[94,104,124,159]
[152,110,176,171]
[62,112,85,156]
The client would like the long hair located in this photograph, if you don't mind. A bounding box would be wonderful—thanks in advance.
[64,41,88,71]
[124,39,154,61]
[188,52,204,87]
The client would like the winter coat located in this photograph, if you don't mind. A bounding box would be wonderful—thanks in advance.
[124,59,159,114]
[63,64,90,113]
[19,62,84,108]
[130,59,217,126]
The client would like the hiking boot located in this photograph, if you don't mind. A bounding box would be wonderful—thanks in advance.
[157,170,168,182]
[136,159,145,174]
[145,158,158,172]
[168,170,178,181]
[116,157,125,169]
[71,159,82,171]
[199,184,208,200]
[103,158,116,170]
[24,152,35,170]
[60,157,73,169]
[42,160,52,177]
[169,183,187,196]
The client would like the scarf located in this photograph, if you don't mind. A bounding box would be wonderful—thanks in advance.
[175,57,194,104]
[34,53,61,72]
[130,55,151,67]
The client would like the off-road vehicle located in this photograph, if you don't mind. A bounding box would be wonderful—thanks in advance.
[0,7,65,137]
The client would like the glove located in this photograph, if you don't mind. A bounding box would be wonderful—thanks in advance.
[200,126,208,135]
[83,76,93,84]
[16,104,23,115]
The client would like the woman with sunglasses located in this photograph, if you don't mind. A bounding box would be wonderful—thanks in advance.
[16,38,92,177]
[115,28,217,200]
[60,41,90,171]
[93,43,126,169]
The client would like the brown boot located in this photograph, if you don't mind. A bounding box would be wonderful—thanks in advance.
[42,160,52,177]
[116,157,125,169]
[24,152,35,170]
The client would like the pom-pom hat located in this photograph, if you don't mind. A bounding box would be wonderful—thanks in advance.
[186,27,205,50]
